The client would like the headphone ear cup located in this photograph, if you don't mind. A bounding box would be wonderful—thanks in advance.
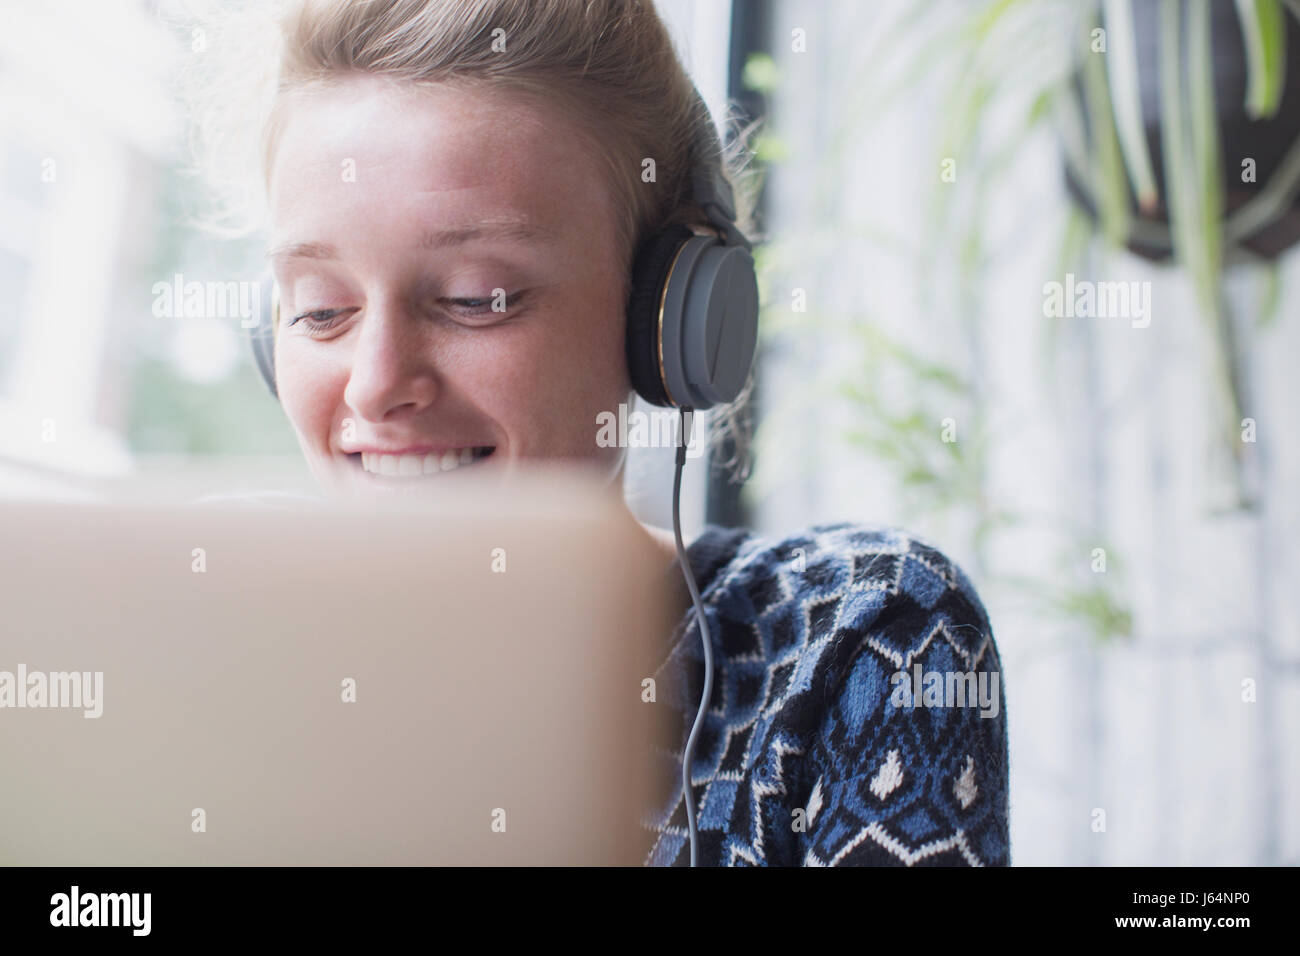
[625,225,694,408]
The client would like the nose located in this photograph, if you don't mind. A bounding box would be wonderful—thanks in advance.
[342,294,439,422]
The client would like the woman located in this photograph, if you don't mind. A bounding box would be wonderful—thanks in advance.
[192,0,1009,866]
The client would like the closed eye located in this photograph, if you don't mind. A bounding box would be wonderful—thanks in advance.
[288,308,357,333]
[443,290,526,318]
[286,290,527,333]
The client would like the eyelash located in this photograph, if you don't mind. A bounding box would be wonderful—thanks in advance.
[289,309,353,333]
[289,292,525,333]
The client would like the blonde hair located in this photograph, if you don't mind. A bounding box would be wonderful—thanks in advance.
[182,0,761,480]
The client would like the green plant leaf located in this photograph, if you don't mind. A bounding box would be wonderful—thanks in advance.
[1236,0,1288,119]
[752,131,791,164]
[1160,0,1195,269]
[1081,19,1132,245]
[1190,0,1225,295]
[1257,261,1282,328]
[741,52,780,95]
[1049,583,1135,643]
[1103,0,1160,212]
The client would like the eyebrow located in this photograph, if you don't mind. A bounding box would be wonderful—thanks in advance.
[266,217,552,262]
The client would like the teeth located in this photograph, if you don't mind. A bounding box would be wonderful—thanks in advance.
[359,448,490,478]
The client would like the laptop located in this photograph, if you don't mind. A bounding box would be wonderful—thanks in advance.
[0,468,679,865]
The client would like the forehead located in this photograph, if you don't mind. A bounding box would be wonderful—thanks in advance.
[268,75,613,245]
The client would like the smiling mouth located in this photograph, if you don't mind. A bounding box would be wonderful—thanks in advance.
[348,447,496,479]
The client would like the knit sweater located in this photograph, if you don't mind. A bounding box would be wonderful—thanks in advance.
[641,521,1010,866]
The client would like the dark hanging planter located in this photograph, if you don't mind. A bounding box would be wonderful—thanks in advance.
[1056,0,1300,511]
[1064,0,1300,263]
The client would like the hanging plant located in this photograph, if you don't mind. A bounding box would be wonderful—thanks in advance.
[1060,0,1300,506]
[1066,0,1300,259]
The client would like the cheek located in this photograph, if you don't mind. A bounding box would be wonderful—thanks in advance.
[275,340,345,451]
[482,315,629,452]
[526,309,628,397]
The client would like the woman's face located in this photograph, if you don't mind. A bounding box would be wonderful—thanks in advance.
[267,75,634,498]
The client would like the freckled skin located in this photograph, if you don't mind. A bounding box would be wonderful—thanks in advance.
[268,75,677,564]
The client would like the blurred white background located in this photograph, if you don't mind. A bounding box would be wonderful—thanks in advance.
[748,0,1300,865]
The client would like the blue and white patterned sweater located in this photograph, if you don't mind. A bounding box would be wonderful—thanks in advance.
[642,522,1010,866]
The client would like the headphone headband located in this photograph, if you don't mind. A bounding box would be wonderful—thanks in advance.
[687,85,751,252]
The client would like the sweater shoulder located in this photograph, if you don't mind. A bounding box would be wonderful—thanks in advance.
[644,521,1008,866]
[699,521,993,639]
[704,521,1008,866]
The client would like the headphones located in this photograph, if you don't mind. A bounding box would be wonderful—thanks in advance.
[249,83,759,414]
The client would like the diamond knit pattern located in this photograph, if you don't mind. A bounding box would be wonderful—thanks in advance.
[642,523,1010,867]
